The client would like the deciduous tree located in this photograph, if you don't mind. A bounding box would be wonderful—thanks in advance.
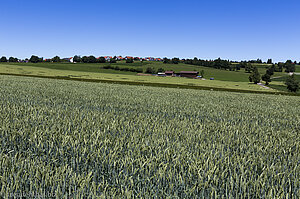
[29,55,42,63]
[285,74,299,92]
[262,73,271,85]
[73,55,81,63]
[249,67,261,84]
[8,57,18,62]
[0,56,8,62]
[145,67,155,74]
[52,56,61,62]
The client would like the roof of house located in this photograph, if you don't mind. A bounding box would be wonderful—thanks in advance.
[165,71,174,73]
[180,71,199,74]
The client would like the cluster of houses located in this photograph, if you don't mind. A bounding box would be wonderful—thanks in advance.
[113,56,162,61]
[59,56,163,63]
[157,71,200,78]
[11,56,164,63]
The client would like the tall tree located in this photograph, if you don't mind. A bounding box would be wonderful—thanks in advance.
[157,68,165,73]
[163,57,170,64]
[249,67,261,84]
[266,66,274,76]
[262,73,271,85]
[0,56,7,62]
[87,56,97,63]
[126,58,134,63]
[73,55,81,63]
[256,59,262,63]
[98,57,106,63]
[171,58,180,64]
[8,57,18,62]
[285,74,299,92]
[245,63,254,73]
[29,55,41,63]
[284,60,296,73]
[267,59,273,64]
[276,63,284,72]
[81,56,89,63]
[52,56,61,62]
[145,67,155,74]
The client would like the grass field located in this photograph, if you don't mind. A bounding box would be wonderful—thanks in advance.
[0,63,283,93]
[5,62,289,82]
[0,75,299,198]
[1,62,299,95]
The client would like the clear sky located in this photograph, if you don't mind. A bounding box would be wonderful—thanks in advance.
[1,0,299,62]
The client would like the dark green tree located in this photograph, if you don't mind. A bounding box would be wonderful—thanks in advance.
[267,59,273,64]
[0,56,8,62]
[73,55,81,63]
[240,61,247,68]
[126,58,134,63]
[200,70,204,78]
[249,67,261,84]
[98,57,106,63]
[52,56,61,62]
[235,64,241,71]
[8,57,18,62]
[171,58,180,64]
[163,57,170,64]
[284,60,296,73]
[157,68,165,73]
[145,67,155,74]
[110,59,116,63]
[245,63,254,73]
[262,73,271,85]
[29,55,41,63]
[81,56,89,63]
[87,56,97,63]
[285,74,299,92]
[266,66,274,76]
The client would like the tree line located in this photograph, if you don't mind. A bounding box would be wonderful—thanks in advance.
[0,55,133,64]
[102,65,166,74]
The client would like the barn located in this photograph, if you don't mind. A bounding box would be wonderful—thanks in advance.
[179,71,199,78]
[165,71,174,76]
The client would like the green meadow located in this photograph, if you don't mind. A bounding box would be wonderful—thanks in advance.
[0,62,299,94]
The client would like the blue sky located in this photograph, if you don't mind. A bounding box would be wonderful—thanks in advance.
[0,0,299,62]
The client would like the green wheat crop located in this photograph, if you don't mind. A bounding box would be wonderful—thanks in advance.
[0,75,299,198]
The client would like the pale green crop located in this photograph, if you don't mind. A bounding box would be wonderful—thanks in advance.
[0,75,299,198]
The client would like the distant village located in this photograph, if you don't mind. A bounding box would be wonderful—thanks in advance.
[4,56,164,63]
[47,56,163,63]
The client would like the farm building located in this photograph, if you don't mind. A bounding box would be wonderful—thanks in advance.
[126,56,134,60]
[157,73,166,77]
[62,57,74,63]
[179,71,199,78]
[165,71,174,76]
[104,56,113,61]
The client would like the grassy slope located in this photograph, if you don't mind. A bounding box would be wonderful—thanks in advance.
[269,74,300,93]
[5,62,257,82]
[0,63,279,93]
[1,62,299,94]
